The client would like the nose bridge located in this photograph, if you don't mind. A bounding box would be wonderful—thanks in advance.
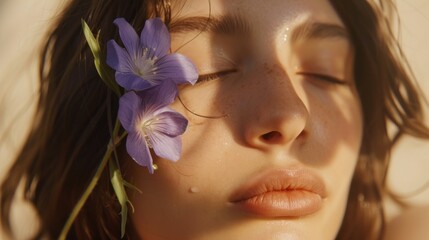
[246,22,296,103]
[252,60,306,115]
[240,59,309,148]
[263,62,297,104]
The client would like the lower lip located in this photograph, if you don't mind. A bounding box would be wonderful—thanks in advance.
[234,190,323,217]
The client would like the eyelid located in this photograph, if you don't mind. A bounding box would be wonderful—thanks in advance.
[197,69,238,83]
[296,72,348,85]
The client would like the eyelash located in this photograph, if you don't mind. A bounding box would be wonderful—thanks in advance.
[297,72,347,85]
[197,69,238,83]
[196,70,346,86]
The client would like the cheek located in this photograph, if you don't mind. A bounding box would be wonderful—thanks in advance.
[310,85,363,176]
[305,82,363,159]
[127,123,233,238]
[127,160,199,238]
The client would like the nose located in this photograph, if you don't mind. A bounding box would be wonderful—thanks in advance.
[239,63,309,149]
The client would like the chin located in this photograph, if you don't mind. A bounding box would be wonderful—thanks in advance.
[193,217,339,240]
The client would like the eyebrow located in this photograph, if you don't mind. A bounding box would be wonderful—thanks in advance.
[290,22,350,43]
[169,13,250,35]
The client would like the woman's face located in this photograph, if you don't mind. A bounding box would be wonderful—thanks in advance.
[128,0,363,239]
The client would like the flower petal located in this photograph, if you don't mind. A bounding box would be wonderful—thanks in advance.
[140,18,170,58]
[114,18,139,58]
[106,40,134,72]
[156,81,179,105]
[126,132,155,173]
[115,72,153,91]
[118,92,141,131]
[138,80,178,108]
[155,54,198,85]
[151,109,188,137]
[149,134,182,162]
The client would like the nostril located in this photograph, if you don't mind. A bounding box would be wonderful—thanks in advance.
[261,131,282,142]
[260,130,307,144]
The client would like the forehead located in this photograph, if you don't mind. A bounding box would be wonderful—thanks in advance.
[169,0,346,35]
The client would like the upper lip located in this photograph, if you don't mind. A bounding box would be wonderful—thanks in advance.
[229,168,327,203]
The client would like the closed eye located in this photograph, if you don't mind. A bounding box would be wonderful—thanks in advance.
[297,72,348,85]
[197,69,238,83]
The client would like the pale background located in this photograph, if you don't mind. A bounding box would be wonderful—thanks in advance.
[0,0,428,239]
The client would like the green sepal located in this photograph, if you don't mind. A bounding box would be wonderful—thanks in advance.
[123,180,143,195]
[109,157,130,238]
[81,19,121,96]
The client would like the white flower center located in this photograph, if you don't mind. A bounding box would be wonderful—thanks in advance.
[134,48,158,84]
[140,117,157,148]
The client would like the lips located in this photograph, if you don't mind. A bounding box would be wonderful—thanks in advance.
[229,168,327,217]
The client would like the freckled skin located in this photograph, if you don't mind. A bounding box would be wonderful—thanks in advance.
[127,0,363,239]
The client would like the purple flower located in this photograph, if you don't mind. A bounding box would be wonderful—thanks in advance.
[107,18,198,91]
[118,82,188,173]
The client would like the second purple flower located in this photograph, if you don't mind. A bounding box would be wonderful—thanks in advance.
[118,82,188,173]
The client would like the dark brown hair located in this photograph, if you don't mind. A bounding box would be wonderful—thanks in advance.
[1,0,428,239]
[332,0,429,239]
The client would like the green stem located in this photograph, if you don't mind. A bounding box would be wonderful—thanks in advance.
[59,121,125,239]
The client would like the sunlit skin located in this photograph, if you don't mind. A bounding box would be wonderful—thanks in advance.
[126,0,363,239]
